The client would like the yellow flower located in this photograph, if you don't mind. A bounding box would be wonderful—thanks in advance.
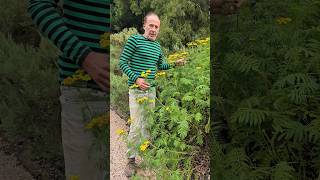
[146,69,151,74]
[85,114,108,129]
[62,69,92,86]
[148,99,155,103]
[129,84,139,89]
[140,71,147,78]
[196,67,201,70]
[116,129,125,135]
[165,107,170,111]
[140,140,150,151]
[70,175,79,180]
[136,97,149,104]
[62,77,75,86]
[156,71,166,78]
[276,17,292,25]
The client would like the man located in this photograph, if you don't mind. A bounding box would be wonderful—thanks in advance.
[119,12,183,177]
[28,0,109,179]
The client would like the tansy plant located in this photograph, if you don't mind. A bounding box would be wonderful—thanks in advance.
[276,17,292,25]
[129,69,152,89]
[62,69,91,86]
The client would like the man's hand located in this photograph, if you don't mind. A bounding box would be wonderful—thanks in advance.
[135,78,150,91]
[175,58,187,67]
[82,52,109,92]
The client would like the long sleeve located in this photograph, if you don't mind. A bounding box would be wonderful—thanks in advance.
[28,0,92,66]
[158,50,172,70]
[119,36,140,83]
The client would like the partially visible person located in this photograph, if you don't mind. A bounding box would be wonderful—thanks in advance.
[28,0,110,179]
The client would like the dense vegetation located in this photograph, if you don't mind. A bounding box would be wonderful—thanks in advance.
[0,0,64,178]
[211,1,320,179]
[112,0,209,51]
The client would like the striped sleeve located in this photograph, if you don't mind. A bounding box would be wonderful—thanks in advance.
[158,49,172,70]
[119,36,140,83]
[28,0,92,66]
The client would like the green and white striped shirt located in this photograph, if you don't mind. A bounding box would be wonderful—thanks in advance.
[28,0,110,83]
[119,34,172,86]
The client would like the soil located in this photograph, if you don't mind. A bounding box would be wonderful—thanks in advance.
[0,136,35,180]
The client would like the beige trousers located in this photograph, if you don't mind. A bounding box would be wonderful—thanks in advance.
[127,87,156,159]
[59,86,107,180]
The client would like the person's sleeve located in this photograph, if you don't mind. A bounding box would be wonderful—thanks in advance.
[119,36,140,82]
[28,0,92,66]
[158,49,173,70]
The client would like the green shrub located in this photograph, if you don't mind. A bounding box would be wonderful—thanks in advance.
[0,32,62,159]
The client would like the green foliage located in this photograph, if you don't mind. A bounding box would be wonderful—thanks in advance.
[110,27,138,47]
[0,32,62,160]
[212,0,320,179]
[139,43,210,178]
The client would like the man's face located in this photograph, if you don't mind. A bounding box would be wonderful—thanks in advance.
[143,15,160,41]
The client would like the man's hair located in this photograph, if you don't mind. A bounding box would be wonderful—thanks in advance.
[143,12,159,24]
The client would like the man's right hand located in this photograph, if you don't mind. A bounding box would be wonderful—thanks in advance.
[82,52,109,92]
[135,78,150,91]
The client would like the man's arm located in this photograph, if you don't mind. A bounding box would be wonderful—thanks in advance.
[28,0,92,66]
[28,0,109,92]
[158,51,172,70]
[119,36,140,83]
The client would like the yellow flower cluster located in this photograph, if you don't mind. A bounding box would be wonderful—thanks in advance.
[85,114,108,129]
[136,97,155,104]
[129,84,139,89]
[276,17,292,25]
[116,128,125,135]
[187,37,210,47]
[140,69,152,78]
[155,71,166,78]
[62,69,91,86]
[168,51,188,63]
[100,32,110,49]
[140,140,150,152]
[129,70,152,89]
[136,97,148,104]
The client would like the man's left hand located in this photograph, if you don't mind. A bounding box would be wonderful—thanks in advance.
[175,58,187,67]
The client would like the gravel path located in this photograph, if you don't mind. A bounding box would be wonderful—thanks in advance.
[110,109,156,180]
[110,110,130,180]
[0,137,34,180]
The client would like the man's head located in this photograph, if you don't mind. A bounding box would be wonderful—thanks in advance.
[143,12,160,41]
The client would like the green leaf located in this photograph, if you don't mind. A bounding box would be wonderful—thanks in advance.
[194,112,202,122]
[177,120,189,139]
